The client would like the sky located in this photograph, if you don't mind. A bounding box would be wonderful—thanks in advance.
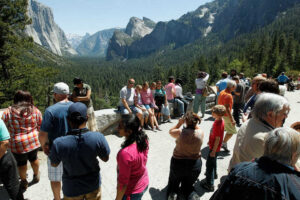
[37,0,212,35]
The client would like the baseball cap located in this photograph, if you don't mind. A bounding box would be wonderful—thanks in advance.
[68,102,87,121]
[53,82,69,95]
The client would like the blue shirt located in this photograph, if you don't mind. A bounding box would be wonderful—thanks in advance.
[216,78,228,96]
[49,130,110,197]
[40,102,73,147]
[0,119,10,142]
[277,75,289,83]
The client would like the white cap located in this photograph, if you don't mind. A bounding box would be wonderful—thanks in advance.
[53,82,69,95]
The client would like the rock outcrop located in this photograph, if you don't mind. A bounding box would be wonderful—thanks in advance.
[107,17,156,60]
[76,28,123,57]
[107,0,300,60]
[25,0,77,56]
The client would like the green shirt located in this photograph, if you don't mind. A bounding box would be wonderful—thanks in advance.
[0,119,10,142]
[73,83,93,107]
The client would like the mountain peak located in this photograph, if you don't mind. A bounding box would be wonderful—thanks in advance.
[125,17,155,38]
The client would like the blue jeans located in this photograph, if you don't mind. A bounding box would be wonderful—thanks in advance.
[168,99,184,116]
[122,186,148,200]
[193,94,206,115]
[205,150,219,186]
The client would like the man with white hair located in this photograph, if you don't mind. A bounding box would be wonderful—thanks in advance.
[218,80,237,152]
[228,93,290,171]
[212,127,300,199]
[39,82,73,200]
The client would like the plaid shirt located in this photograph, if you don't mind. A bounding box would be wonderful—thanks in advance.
[1,106,42,153]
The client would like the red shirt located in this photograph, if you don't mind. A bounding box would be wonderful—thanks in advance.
[209,119,225,152]
[1,106,42,153]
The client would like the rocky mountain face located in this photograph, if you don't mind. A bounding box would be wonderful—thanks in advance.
[107,0,300,60]
[76,28,122,57]
[25,0,77,56]
[66,33,90,49]
[107,17,156,60]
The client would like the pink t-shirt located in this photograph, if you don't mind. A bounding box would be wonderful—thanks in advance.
[140,89,155,105]
[117,143,149,196]
[165,83,175,100]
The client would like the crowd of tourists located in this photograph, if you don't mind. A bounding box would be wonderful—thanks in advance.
[0,71,299,200]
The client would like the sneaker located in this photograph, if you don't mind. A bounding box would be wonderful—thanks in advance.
[156,127,162,131]
[20,179,28,192]
[144,124,150,130]
[151,128,157,132]
[32,171,40,184]
[221,143,230,152]
[167,193,177,200]
[188,191,200,200]
[167,119,172,123]
[200,179,214,192]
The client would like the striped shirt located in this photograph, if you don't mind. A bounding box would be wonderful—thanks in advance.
[1,106,42,153]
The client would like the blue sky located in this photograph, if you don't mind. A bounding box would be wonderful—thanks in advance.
[38,0,212,35]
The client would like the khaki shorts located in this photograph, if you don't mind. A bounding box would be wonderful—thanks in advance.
[223,116,237,134]
[87,106,98,132]
[64,187,101,200]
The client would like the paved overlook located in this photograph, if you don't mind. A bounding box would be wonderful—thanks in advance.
[1,90,299,200]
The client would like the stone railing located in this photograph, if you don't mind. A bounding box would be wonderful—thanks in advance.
[0,87,217,136]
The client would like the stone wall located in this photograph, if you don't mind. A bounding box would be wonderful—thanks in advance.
[0,90,217,136]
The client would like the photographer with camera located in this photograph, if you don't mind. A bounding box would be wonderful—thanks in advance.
[167,112,204,200]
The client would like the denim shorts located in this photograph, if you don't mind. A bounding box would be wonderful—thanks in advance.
[120,105,141,114]
[144,104,153,110]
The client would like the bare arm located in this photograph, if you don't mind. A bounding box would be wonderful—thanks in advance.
[210,137,220,157]
[115,183,127,200]
[39,131,49,155]
[0,140,9,159]
[169,118,184,138]
[121,98,132,114]
[225,103,235,126]
[73,90,91,102]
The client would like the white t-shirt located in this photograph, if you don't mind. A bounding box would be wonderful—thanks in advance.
[175,85,183,98]
[195,74,209,89]
[119,86,135,106]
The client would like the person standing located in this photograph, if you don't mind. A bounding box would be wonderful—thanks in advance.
[167,112,204,200]
[49,102,110,200]
[228,93,290,171]
[200,105,226,192]
[193,71,209,118]
[115,115,149,200]
[218,80,237,152]
[165,76,184,117]
[0,119,25,200]
[232,76,246,127]
[39,82,73,200]
[277,72,289,85]
[216,72,228,102]
[1,91,42,191]
[211,128,300,199]
[71,77,98,132]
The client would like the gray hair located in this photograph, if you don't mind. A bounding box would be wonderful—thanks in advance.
[252,93,289,120]
[226,80,236,89]
[264,127,300,165]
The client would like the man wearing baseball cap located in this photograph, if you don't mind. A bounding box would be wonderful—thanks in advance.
[49,102,110,200]
[39,82,73,200]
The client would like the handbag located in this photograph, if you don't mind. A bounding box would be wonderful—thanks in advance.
[202,85,209,97]
[162,104,170,116]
